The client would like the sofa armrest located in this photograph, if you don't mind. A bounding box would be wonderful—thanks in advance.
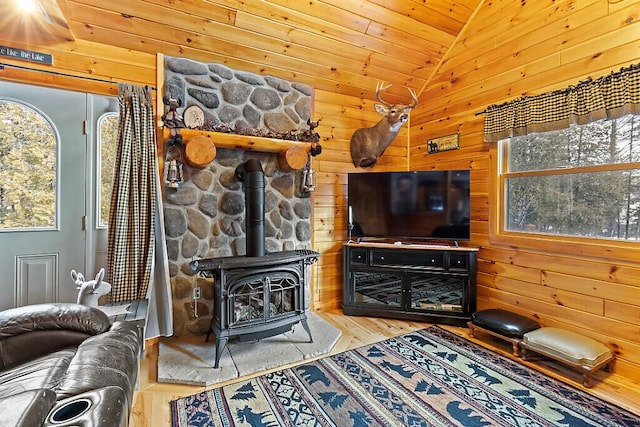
[43,386,128,427]
[0,303,111,340]
[56,320,141,404]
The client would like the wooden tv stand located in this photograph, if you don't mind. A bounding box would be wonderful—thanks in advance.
[342,241,478,326]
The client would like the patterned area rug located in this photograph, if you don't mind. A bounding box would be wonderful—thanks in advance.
[170,325,640,427]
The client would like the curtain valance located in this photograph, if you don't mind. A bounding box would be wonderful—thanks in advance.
[483,63,640,142]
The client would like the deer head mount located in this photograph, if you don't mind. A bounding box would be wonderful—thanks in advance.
[350,82,418,168]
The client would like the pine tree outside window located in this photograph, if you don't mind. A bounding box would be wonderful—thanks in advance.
[97,112,118,228]
[0,99,57,230]
[499,116,640,240]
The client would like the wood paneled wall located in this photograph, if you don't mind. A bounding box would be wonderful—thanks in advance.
[410,0,640,378]
[0,38,156,95]
[310,89,409,311]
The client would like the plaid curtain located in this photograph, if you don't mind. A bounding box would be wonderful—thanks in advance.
[107,84,157,302]
[484,63,640,142]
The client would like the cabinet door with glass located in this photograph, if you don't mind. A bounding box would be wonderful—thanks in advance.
[350,269,405,308]
[407,272,471,314]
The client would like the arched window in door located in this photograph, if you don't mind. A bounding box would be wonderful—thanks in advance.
[0,98,58,230]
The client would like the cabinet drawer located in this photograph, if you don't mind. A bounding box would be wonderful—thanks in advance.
[349,249,368,265]
[371,250,444,268]
[449,253,468,270]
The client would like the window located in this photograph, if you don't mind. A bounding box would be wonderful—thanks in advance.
[0,98,57,230]
[498,114,640,241]
[97,113,118,227]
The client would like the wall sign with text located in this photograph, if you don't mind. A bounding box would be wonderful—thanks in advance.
[427,133,460,154]
[0,46,53,65]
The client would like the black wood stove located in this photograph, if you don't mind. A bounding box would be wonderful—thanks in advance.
[189,159,319,368]
[191,249,319,368]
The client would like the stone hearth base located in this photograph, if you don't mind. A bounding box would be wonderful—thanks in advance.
[157,311,341,386]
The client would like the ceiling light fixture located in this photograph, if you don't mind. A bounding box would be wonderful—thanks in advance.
[16,0,38,14]
[15,0,51,24]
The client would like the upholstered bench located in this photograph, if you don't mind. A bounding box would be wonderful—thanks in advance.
[468,309,541,356]
[520,327,614,388]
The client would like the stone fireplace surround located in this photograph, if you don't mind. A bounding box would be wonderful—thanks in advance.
[163,57,316,336]
[164,148,313,336]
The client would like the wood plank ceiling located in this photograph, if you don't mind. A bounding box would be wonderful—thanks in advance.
[2,0,483,100]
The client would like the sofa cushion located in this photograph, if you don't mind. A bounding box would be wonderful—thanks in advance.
[0,349,76,398]
[0,388,57,427]
[0,330,90,370]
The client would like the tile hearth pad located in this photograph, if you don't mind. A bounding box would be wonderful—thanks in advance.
[157,312,341,386]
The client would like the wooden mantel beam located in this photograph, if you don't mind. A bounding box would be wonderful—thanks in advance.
[163,128,312,154]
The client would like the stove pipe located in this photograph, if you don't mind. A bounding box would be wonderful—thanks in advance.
[235,159,265,257]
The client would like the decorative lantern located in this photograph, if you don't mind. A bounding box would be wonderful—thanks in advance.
[164,145,184,188]
[301,162,316,193]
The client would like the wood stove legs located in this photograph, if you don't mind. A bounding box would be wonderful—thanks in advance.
[300,317,313,343]
[204,330,228,369]
[205,318,314,369]
[212,336,228,369]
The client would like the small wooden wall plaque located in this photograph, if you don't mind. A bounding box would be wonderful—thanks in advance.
[427,133,460,154]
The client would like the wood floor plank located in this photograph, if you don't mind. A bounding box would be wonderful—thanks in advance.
[129,309,640,426]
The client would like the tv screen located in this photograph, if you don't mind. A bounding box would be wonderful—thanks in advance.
[348,170,471,241]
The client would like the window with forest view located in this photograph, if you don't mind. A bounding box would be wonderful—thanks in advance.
[500,114,640,241]
[0,99,57,230]
[98,113,118,227]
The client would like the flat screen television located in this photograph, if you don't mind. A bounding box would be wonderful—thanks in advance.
[348,170,471,242]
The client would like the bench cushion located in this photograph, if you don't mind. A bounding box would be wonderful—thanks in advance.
[522,327,612,367]
[471,309,540,338]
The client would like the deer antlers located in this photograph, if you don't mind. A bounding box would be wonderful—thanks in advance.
[375,82,418,109]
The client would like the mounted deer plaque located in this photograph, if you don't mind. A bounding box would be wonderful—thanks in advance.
[350,82,418,168]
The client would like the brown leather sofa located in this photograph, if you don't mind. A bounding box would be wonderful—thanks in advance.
[0,303,141,427]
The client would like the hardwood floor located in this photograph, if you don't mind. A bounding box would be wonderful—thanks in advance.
[129,309,640,426]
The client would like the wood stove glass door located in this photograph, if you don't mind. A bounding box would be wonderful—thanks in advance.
[228,271,300,328]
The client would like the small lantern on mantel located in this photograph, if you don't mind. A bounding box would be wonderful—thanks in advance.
[164,145,184,188]
[301,160,317,193]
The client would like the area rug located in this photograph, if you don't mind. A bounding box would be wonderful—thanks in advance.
[170,325,640,427]
[158,311,342,386]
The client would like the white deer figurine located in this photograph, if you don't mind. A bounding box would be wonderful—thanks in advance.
[71,268,111,306]
[350,82,418,168]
